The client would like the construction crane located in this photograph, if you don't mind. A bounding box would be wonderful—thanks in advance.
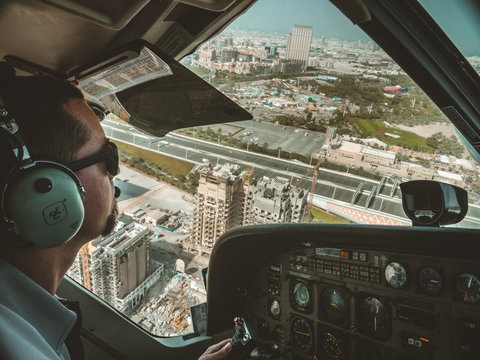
[285,155,325,221]
[301,156,325,222]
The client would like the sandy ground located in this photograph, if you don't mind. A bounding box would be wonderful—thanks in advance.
[395,121,469,158]
[395,122,458,138]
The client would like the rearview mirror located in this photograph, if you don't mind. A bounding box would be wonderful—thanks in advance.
[400,180,468,227]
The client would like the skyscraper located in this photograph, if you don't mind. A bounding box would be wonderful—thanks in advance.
[286,25,313,70]
[184,163,245,256]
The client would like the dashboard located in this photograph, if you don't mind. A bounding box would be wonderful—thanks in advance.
[205,224,480,360]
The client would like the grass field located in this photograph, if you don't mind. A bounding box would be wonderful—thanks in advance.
[114,141,195,176]
[105,113,127,124]
[310,206,352,224]
[354,118,435,152]
[184,65,210,76]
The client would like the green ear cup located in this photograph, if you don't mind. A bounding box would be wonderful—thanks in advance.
[4,166,85,247]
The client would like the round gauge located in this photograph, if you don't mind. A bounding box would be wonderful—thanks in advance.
[269,299,281,319]
[320,287,346,324]
[418,267,443,296]
[456,273,480,305]
[293,281,311,309]
[359,297,391,341]
[290,317,313,353]
[320,331,345,360]
[385,262,407,289]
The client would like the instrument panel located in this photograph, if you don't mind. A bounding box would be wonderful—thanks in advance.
[244,247,480,359]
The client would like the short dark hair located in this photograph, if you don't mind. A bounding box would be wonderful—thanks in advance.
[0,66,91,241]
[0,74,89,165]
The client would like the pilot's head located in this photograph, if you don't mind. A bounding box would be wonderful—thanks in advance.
[0,62,118,249]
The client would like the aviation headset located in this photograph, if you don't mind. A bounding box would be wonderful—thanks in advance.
[0,100,86,248]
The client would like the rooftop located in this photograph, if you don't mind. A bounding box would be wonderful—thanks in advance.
[361,147,396,160]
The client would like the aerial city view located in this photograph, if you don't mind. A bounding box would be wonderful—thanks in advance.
[67,0,480,337]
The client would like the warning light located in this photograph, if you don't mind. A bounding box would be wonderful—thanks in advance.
[340,251,349,259]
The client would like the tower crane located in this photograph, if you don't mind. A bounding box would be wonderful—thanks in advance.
[285,155,325,221]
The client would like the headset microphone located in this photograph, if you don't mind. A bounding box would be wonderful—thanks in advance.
[114,186,121,198]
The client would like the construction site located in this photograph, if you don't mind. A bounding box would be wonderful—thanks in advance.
[130,272,206,336]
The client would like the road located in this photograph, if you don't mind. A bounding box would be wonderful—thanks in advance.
[103,120,480,225]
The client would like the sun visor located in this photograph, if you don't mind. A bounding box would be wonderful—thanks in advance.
[72,40,252,136]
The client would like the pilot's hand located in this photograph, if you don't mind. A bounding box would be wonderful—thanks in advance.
[198,339,232,360]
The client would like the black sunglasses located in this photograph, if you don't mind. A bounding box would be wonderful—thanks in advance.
[66,140,119,176]
[87,101,107,122]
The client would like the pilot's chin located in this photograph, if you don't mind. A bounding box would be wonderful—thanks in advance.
[102,203,119,237]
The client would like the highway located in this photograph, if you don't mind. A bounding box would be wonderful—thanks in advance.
[102,120,480,226]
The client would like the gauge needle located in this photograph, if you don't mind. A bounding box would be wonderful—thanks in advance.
[468,276,472,288]
[295,331,310,336]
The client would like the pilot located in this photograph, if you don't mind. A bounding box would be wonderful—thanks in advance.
[0,62,231,360]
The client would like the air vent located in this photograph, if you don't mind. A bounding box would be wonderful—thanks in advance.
[165,2,222,37]
[155,23,193,58]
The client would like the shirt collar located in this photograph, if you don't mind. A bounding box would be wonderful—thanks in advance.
[0,259,77,354]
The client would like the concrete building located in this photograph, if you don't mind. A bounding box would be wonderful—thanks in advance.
[279,59,304,73]
[361,147,396,166]
[286,25,313,69]
[145,209,169,226]
[185,167,308,256]
[184,163,245,256]
[68,222,163,313]
[243,176,307,225]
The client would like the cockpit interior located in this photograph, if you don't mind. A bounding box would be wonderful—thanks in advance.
[1,0,480,359]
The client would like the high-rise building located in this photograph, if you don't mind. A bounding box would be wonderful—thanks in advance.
[184,163,245,256]
[286,25,313,70]
[68,221,163,313]
[243,176,308,225]
[184,165,308,255]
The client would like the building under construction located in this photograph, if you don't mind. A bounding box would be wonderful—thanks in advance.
[243,176,307,225]
[183,163,308,255]
[68,221,163,313]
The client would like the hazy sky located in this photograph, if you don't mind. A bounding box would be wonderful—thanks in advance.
[229,0,479,56]
[419,0,480,57]
[229,0,370,42]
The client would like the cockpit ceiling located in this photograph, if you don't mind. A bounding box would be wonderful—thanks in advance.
[0,0,256,76]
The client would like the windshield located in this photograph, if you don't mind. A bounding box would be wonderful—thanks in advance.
[68,0,480,338]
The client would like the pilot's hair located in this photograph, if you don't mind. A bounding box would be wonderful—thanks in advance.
[0,63,91,241]
[0,62,89,166]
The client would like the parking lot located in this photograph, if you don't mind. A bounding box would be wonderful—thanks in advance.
[232,120,326,157]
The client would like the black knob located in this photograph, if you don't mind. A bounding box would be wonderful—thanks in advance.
[35,178,52,193]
